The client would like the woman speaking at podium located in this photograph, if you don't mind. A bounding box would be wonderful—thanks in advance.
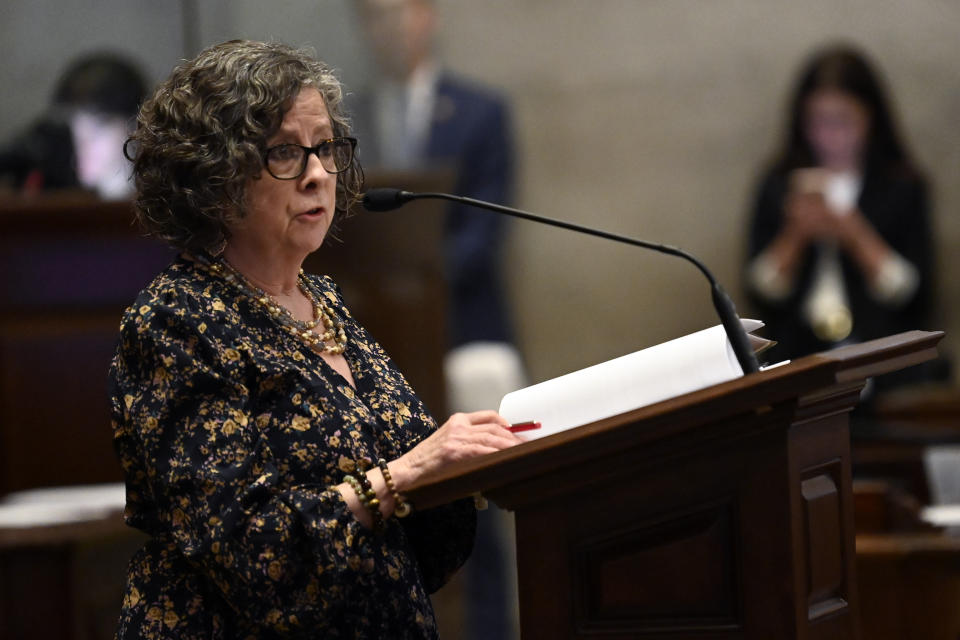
[109,40,522,638]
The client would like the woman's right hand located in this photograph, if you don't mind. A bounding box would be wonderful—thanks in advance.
[338,411,523,528]
[389,411,525,492]
[758,190,838,282]
[784,191,838,243]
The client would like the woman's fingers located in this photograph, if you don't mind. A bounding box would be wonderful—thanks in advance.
[468,421,526,446]
[443,410,510,429]
[433,423,518,454]
[446,416,525,448]
[395,411,526,487]
[451,424,523,452]
[465,410,511,427]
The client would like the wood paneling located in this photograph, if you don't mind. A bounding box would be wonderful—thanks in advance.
[575,500,740,632]
[801,469,846,620]
[0,195,173,496]
[0,512,146,640]
[856,534,960,640]
[405,330,942,639]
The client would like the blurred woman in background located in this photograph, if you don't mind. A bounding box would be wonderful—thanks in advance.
[745,44,940,390]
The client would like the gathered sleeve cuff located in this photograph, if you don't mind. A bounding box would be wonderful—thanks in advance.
[868,250,921,307]
[746,248,795,302]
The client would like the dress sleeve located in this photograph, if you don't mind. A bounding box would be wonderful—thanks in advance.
[867,175,934,310]
[111,297,417,633]
[318,275,479,594]
[743,170,806,310]
[746,171,790,264]
[401,498,477,594]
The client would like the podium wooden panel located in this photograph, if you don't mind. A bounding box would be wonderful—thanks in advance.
[407,330,942,639]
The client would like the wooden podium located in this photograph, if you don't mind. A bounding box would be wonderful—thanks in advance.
[407,330,943,639]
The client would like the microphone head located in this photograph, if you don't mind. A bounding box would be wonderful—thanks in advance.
[362,188,411,212]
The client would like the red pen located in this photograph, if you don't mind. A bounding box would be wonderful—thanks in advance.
[507,421,541,433]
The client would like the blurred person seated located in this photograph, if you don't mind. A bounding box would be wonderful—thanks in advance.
[0,52,146,199]
[745,44,944,393]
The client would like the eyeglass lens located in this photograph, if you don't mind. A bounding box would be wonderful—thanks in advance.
[266,139,354,179]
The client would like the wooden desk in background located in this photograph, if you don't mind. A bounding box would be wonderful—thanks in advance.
[0,171,451,497]
[852,385,960,503]
[852,477,960,640]
[0,173,452,638]
[0,193,174,496]
[0,488,145,640]
[856,533,960,640]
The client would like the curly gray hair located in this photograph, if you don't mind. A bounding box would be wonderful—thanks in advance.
[126,39,363,252]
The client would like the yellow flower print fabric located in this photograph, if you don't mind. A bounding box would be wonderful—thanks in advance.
[109,254,475,639]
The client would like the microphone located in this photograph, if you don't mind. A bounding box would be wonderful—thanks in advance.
[362,188,760,374]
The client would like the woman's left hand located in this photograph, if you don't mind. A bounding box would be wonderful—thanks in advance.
[389,411,525,491]
[337,411,524,527]
[834,208,893,280]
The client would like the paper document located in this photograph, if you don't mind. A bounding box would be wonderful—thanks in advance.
[499,320,767,441]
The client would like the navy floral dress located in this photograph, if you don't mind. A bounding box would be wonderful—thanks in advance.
[109,254,475,639]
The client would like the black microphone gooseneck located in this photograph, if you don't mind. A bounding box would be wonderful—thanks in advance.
[362,188,760,374]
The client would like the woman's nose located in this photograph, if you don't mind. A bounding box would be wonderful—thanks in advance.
[299,151,334,187]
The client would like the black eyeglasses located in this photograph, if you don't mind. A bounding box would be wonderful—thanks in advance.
[263,137,357,180]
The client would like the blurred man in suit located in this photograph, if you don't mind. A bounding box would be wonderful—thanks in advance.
[351,1,524,637]
[352,0,518,352]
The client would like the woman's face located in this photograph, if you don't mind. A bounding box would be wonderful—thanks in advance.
[226,88,338,264]
[803,88,871,171]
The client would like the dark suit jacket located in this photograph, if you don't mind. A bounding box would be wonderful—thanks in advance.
[350,72,516,347]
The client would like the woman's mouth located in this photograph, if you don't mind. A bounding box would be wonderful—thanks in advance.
[298,207,325,219]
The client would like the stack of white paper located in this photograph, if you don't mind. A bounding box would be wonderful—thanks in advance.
[499,320,765,441]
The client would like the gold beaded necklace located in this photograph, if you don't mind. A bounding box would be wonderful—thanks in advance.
[213,258,348,355]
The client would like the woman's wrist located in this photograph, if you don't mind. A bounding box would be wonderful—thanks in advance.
[837,209,889,278]
[338,457,416,528]
[338,471,393,530]
[337,481,374,528]
[764,227,807,282]
[378,459,412,518]
[385,457,414,494]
